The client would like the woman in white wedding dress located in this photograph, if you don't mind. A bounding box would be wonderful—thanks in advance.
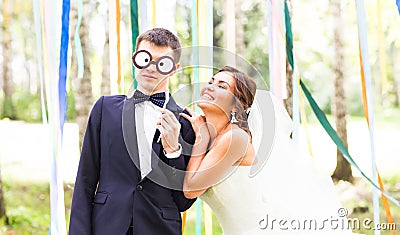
[181,66,354,234]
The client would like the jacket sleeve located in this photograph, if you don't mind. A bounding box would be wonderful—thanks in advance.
[169,111,197,211]
[69,96,104,235]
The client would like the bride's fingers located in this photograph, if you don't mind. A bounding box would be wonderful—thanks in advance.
[179,112,193,122]
[183,107,195,116]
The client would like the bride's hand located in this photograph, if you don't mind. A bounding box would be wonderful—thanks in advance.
[180,107,210,143]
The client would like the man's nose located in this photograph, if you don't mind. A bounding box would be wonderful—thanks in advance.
[145,63,157,72]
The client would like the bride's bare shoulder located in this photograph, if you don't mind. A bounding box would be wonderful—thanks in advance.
[218,127,250,146]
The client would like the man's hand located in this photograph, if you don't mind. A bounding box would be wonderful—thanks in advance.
[157,109,181,153]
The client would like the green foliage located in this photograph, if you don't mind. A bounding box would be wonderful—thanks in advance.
[14,94,42,123]
[0,85,77,123]
[342,174,400,235]
[66,89,76,122]
[242,0,270,82]
[1,96,17,120]
[2,88,44,123]
[0,176,398,234]
[0,181,73,234]
[347,91,365,116]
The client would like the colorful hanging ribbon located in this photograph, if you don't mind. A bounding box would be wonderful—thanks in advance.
[182,211,187,234]
[152,0,156,27]
[283,1,398,231]
[298,87,314,156]
[33,0,47,124]
[130,0,139,88]
[377,172,396,235]
[283,0,300,142]
[109,0,118,94]
[300,80,400,207]
[284,0,293,70]
[358,1,395,233]
[116,0,121,87]
[268,0,287,101]
[397,0,400,14]
[355,0,381,231]
[197,0,214,232]
[41,0,67,233]
[191,1,203,233]
[58,0,70,133]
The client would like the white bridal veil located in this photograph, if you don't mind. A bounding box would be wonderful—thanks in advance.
[246,90,355,234]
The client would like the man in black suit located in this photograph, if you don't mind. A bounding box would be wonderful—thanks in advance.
[69,28,196,235]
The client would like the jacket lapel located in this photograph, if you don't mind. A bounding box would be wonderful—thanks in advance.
[166,95,183,120]
[123,94,184,182]
[122,96,142,180]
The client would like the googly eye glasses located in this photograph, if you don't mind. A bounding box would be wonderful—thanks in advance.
[132,50,176,75]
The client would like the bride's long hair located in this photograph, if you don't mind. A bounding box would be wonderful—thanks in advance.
[217,66,257,138]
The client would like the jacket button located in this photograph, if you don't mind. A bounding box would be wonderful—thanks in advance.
[136,185,143,191]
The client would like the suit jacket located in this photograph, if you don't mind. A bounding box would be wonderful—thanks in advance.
[69,95,196,235]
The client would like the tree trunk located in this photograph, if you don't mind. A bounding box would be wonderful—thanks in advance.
[390,42,399,107]
[284,60,293,118]
[331,0,353,183]
[0,172,9,224]
[1,1,16,120]
[101,12,111,96]
[69,0,93,147]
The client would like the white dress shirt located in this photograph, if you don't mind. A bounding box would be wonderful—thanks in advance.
[135,100,181,179]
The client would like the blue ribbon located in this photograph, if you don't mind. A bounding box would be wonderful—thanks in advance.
[58,0,70,133]
[397,0,400,14]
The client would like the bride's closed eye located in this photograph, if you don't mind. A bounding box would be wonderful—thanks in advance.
[208,81,227,89]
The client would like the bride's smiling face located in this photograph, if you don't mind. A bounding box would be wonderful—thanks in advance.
[197,71,236,115]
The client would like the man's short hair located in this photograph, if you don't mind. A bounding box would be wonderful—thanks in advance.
[136,28,181,62]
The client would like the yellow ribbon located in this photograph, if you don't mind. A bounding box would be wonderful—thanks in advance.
[116,0,121,88]
[152,0,156,27]
[299,83,313,157]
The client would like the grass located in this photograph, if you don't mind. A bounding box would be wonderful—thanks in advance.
[0,177,398,234]
[343,175,400,235]
[0,181,73,235]
[0,108,398,234]
[0,180,224,234]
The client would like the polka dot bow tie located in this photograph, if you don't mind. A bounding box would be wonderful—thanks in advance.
[132,90,166,108]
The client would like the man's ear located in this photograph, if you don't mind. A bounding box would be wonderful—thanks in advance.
[169,63,180,77]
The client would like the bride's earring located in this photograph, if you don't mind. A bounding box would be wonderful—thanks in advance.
[230,111,239,124]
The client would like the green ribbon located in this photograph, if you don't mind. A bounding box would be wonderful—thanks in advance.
[130,0,139,88]
[284,0,293,69]
[283,0,399,207]
[300,80,399,206]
